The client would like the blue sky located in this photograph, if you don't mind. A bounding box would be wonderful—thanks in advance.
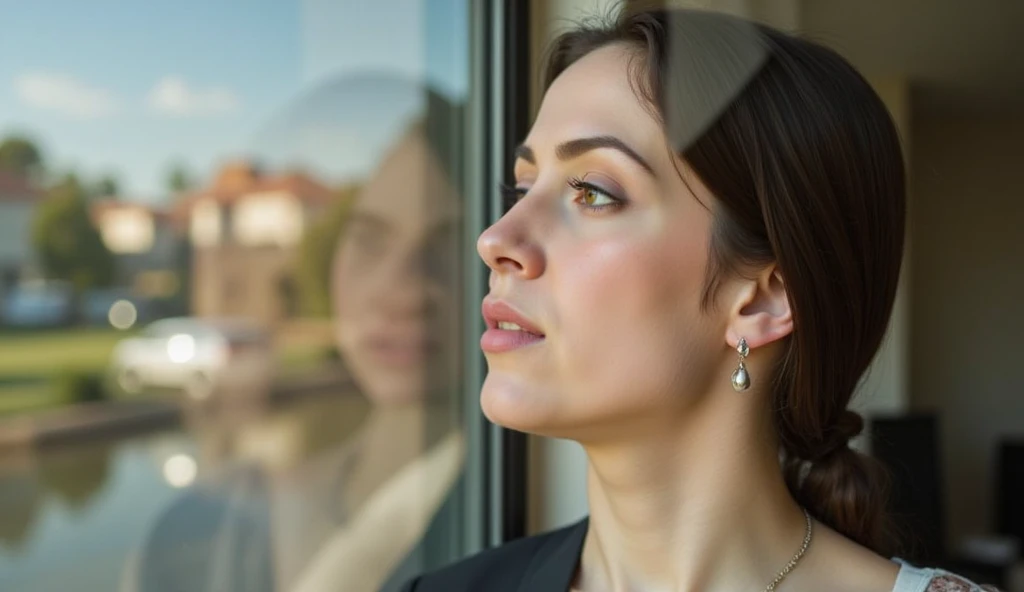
[0,0,467,201]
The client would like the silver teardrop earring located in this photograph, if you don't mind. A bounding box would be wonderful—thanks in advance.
[731,337,751,392]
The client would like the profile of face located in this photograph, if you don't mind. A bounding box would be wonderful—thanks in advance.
[331,128,461,405]
[477,44,731,439]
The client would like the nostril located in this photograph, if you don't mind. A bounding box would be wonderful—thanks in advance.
[495,256,523,271]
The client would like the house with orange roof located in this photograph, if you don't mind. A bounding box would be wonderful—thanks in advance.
[89,199,183,303]
[174,160,336,326]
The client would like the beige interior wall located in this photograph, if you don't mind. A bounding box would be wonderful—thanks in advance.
[910,114,1024,546]
[850,76,913,436]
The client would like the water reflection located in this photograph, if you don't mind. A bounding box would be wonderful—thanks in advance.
[0,467,44,549]
[0,440,114,553]
[0,432,189,591]
[39,442,113,512]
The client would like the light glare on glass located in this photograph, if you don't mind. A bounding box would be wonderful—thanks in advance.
[108,299,138,330]
[162,454,197,488]
[167,334,196,363]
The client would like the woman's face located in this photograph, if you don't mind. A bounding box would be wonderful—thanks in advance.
[332,129,461,405]
[477,44,726,440]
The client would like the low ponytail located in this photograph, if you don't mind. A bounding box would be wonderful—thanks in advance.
[779,410,893,555]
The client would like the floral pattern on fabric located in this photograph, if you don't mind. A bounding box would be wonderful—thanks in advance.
[926,573,1001,592]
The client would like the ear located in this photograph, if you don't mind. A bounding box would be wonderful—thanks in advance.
[724,265,793,351]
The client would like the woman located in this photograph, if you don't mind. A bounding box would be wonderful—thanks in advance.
[400,7,999,592]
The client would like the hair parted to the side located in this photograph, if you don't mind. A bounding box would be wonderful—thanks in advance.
[545,5,907,555]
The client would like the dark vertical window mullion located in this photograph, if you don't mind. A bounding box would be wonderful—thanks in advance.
[464,0,495,555]
[496,0,532,545]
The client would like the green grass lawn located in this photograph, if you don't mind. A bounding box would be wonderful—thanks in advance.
[0,328,129,378]
[0,383,62,416]
[0,328,133,417]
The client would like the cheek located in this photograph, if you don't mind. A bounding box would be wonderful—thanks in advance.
[554,224,715,408]
[331,251,365,348]
[331,255,352,316]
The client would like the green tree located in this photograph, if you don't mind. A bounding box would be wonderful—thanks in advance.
[31,174,115,292]
[0,135,44,179]
[166,162,195,196]
[91,174,120,199]
[295,186,358,317]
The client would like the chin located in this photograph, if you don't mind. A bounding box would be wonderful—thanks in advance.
[479,373,566,436]
[353,367,425,405]
[482,373,655,443]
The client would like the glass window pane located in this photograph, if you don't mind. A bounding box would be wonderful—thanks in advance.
[0,2,484,590]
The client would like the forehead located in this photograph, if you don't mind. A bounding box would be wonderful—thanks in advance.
[351,129,460,230]
[527,43,665,157]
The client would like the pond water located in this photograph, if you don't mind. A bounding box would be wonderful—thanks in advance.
[0,429,196,591]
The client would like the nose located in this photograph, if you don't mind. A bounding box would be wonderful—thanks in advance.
[476,209,544,281]
[373,247,434,319]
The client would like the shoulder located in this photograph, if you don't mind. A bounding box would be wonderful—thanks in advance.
[397,518,588,592]
[893,561,1002,592]
[793,522,1002,592]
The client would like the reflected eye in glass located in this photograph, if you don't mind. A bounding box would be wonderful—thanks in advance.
[346,226,390,262]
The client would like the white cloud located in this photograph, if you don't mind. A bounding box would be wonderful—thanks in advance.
[15,72,120,120]
[148,76,240,117]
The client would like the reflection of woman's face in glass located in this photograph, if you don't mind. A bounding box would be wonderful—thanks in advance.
[331,129,461,404]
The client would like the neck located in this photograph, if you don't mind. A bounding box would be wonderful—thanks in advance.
[575,394,808,592]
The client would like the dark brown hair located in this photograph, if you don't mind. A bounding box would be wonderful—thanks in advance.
[545,6,906,555]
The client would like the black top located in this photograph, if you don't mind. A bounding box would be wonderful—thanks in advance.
[399,518,589,592]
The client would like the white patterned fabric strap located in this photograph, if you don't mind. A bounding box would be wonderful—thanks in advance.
[923,572,1002,592]
[890,560,1002,592]
[892,561,935,592]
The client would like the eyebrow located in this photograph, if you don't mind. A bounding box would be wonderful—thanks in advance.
[514,135,655,176]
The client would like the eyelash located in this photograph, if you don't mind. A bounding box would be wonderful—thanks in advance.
[498,178,626,213]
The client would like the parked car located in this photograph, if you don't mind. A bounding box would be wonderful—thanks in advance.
[110,317,276,401]
[1,280,76,328]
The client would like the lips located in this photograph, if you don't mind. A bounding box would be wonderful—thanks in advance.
[481,299,544,335]
[480,298,545,353]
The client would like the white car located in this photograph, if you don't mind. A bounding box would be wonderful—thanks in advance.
[111,317,276,401]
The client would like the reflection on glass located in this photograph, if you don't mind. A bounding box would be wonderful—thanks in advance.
[125,75,466,592]
[0,2,473,589]
[161,454,197,489]
[110,318,275,402]
[0,470,44,550]
[165,334,195,363]
[36,441,114,511]
[108,300,138,330]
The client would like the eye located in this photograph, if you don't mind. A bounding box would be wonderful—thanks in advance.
[568,177,625,212]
